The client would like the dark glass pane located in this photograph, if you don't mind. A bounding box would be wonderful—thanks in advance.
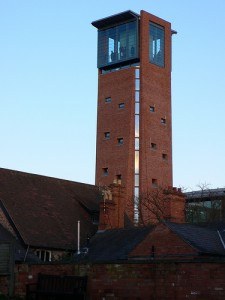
[97,21,139,69]
[149,23,165,67]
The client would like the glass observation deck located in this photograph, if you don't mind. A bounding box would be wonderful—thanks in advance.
[92,11,140,70]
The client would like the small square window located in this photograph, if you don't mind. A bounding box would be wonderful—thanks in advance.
[105,97,111,103]
[150,106,155,112]
[162,153,168,160]
[151,143,157,150]
[102,167,108,176]
[161,118,166,124]
[117,138,124,145]
[116,174,122,180]
[152,178,158,187]
[104,132,110,139]
[119,103,125,109]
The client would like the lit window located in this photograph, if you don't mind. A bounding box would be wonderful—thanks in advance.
[119,103,125,109]
[135,115,139,137]
[117,138,124,145]
[135,138,139,150]
[161,118,166,124]
[135,68,140,79]
[149,23,165,67]
[135,174,139,187]
[152,178,158,187]
[103,167,108,176]
[135,151,139,173]
[104,132,110,139]
[150,106,155,112]
[135,79,140,91]
[134,187,139,197]
[135,103,140,114]
[162,153,168,160]
[105,97,112,103]
[35,250,52,262]
[151,143,157,150]
[135,91,140,102]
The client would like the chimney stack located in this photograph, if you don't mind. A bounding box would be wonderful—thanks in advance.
[98,180,125,230]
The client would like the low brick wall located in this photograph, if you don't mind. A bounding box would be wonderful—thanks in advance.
[88,261,225,300]
[2,260,225,299]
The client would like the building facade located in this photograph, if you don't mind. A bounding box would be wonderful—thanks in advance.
[92,10,175,222]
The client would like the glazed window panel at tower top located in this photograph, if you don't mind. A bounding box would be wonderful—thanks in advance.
[149,23,165,67]
[97,20,139,69]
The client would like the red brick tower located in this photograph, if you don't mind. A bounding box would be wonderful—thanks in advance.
[92,10,175,223]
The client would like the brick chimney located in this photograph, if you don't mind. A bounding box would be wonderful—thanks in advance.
[98,180,125,230]
[164,187,185,223]
[139,186,185,225]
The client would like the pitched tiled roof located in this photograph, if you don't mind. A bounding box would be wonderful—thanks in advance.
[0,223,39,262]
[0,168,101,250]
[81,227,153,262]
[165,222,225,256]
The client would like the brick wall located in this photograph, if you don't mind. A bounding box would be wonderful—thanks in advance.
[3,260,225,299]
[95,66,135,221]
[89,262,225,300]
[139,10,173,192]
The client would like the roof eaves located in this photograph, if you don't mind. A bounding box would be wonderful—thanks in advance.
[92,10,140,29]
[0,198,27,247]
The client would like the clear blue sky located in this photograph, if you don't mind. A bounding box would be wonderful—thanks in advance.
[0,1,225,191]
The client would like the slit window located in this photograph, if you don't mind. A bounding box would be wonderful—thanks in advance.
[135,138,139,150]
[105,97,112,103]
[135,68,140,79]
[103,167,109,176]
[135,91,140,102]
[135,174,139,187]
[117,138,124,145]
[104,132,110,139]
[119,103,125,109]
[135,79,140,91]
[151,143,157,150]
[161,118,166,124]
[162,153,168,160]
[152,178,158,187]
[150,106,155,112]
[135,102,140,114]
